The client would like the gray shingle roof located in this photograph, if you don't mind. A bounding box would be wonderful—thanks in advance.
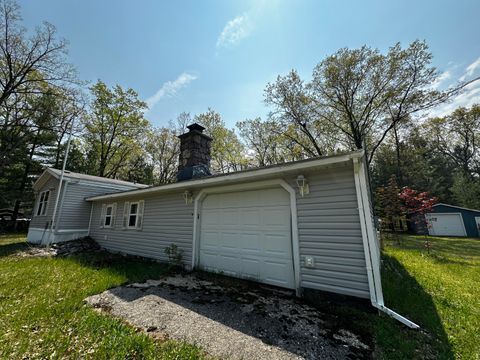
[47,168,149,188]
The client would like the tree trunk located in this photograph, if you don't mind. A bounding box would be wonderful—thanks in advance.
[393,124,403,185]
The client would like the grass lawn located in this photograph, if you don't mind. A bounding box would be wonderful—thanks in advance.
[0,233,478,359]
[0,234,207,359]
[377,234,480,359]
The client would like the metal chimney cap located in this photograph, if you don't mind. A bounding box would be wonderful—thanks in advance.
[187,123,205,133]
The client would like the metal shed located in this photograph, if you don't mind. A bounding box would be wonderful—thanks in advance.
[412,203,480,238]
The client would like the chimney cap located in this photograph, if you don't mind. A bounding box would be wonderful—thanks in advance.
[187,123,205,133]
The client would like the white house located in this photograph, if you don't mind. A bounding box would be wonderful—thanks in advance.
[27,123,418,328]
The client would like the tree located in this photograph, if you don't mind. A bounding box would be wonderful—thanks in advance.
[194,109,247,173]
[450,172,480,210]
[375,175,403,232]
[0,88,59,224]
[82,80,148,179]
[426,104,480,177]
[399,186,437,251]
[266,41,478,164]
[371,125,456,202]
[264,70,338,158]
[144,117,184,185]
[0,0,76,108]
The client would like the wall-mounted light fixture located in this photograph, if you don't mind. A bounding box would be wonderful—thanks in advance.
[183,190,193,205]
[296,175,309,197]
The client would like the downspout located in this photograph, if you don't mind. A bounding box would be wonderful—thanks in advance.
[54,181,69,234]
[353,155,419,329]
[46,118,75,247]
[87,201,94,237]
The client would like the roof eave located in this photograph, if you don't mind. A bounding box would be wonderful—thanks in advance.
[86,150,364,202]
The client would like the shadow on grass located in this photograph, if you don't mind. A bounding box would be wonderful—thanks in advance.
[380,254,454,360]
[68,250,172,284]
[0,241,29,257]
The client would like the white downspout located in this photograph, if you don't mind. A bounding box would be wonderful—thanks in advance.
[46,118,75,247]
[353,155,420,329]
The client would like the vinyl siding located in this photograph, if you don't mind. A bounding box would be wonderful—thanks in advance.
[87,162,370,299]
[57,182,132,230]
[89,192,194,266]
[291,164,370,299]
[30,175,144,231]
[30,177,59,229]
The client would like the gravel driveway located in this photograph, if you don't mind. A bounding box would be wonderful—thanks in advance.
[85,273,372,359]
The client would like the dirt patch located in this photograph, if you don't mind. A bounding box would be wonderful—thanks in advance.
[86,273,372,360]
[16,238,100,257]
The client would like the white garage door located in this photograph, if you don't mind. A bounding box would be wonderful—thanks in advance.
[199,187,295,289]
[425,213,466,237]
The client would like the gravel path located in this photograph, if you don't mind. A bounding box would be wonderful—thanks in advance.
[85,273,371,359]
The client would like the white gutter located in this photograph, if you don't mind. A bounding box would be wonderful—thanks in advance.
[353,156,420,329]
[87,151,364,201]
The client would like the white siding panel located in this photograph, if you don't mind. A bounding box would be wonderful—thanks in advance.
[89,192,194,266]
[30,177,59,229]
[292,164,370,299]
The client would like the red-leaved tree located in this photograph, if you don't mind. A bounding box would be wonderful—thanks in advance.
[399,187,438,252]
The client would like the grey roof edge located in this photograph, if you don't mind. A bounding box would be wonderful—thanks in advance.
[433,203,480,213]
[33,168,150,191]
[86,150,364,202]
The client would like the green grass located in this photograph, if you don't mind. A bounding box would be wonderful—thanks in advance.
[1,233,478,359]
[0,234,207,359]
[377,234,480,359]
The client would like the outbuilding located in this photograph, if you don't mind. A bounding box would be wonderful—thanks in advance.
[411,203,480,238]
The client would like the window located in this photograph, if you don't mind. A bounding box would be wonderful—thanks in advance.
[36,190,50,216]
[104,205,113,227]
[101,203,116,228]
[122,200,144,230]
[128,202,139,228]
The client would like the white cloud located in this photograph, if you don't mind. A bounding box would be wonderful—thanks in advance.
[428,80,480,117]
[465,57,480,77]
[431,70,451,89]
[216,13,253,49]
[459,57,480,81]
[146,72,197,110]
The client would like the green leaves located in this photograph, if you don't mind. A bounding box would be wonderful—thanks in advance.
[83,80,149,179]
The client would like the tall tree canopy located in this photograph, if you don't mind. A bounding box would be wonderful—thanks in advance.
[82,80,148,178]
[265,40,475,164]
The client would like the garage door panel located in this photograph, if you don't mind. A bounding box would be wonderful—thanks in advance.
[241,257,260,275]
[221,210,238,225]
[203,210,221,225]
[263,261,294,286]
[201,231,219,246]
[241,233,262,251]
[263,207,290,226]
[199,188,295,289]
[219,232,238,248]
[426,213,466,237]
[264,234,291,254]
[241,210,261,225]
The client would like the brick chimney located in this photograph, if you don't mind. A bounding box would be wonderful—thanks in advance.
[177,123,212,181]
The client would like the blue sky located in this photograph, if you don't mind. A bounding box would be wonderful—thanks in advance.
[19,0,480,128]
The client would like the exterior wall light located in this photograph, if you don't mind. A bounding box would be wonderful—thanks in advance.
[296,175,310,197]
[183,190,193,205]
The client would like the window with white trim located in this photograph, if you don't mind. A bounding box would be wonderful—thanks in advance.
[122,200,144,230]
[36,190,50,216]
[128,202,139,228]
[101,203,117,228]
[104,204,113,227]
